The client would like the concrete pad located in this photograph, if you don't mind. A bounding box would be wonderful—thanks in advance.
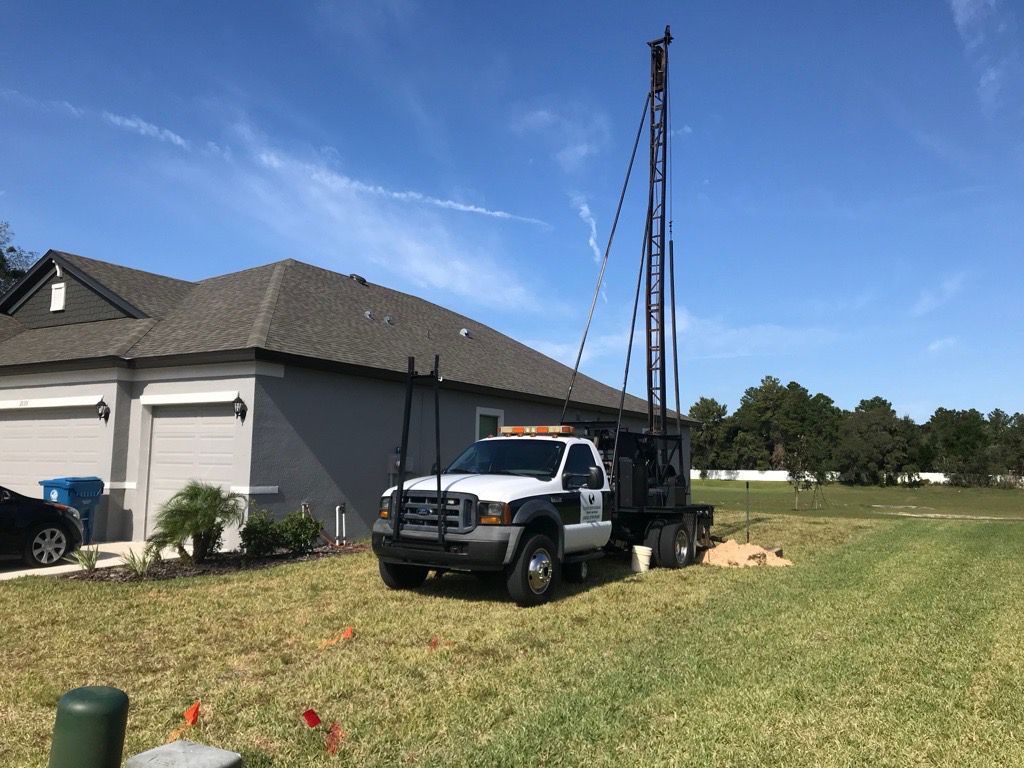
[0,541,181,582]
[126,739,242,767]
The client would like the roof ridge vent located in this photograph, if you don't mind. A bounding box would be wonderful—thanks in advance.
[459,327,472,338]
[349,273,368,286]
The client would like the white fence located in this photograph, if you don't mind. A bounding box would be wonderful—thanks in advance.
[691,469,951,485]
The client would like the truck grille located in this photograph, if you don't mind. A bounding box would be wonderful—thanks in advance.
[397,491,476,535]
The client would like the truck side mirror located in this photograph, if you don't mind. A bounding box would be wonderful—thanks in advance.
[586,466,603,489]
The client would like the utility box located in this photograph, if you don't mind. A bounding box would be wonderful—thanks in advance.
[39,477,104,544]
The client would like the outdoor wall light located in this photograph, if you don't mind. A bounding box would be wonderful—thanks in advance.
[233,395,248,422]
[96,399,110,422]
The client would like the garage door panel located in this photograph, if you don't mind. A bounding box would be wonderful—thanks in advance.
[146,404,239,530]
[0,408,104,497]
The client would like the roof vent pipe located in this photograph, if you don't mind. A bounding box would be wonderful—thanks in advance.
[350,274,368,285]
[459,328,472,338]
[364,310,374,320]
[384,315,394,325]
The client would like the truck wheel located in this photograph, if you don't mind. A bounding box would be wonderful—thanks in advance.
[564,560,589,583]
[659,522,694,569]
[378,560,429,589]
[644,522,664,566]
[506,534,559,607]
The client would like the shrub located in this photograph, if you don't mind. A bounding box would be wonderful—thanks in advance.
[70,545,100,573]
[278,510,322,554]
[121,547,155,578]
[240,509,282,557]
[147,481,245,563]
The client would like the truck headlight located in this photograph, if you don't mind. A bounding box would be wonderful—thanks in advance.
[378,496,391,519]
[477,501,510,525]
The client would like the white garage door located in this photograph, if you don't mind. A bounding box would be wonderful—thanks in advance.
[145,404,237,536]
[0,407,104,497]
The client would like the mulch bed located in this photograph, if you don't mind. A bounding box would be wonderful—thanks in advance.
[65,543,368,582]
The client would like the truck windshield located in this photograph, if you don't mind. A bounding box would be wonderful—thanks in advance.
[446,439,566,480]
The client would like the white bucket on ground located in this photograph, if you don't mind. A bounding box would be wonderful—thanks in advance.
[631,545,653,573]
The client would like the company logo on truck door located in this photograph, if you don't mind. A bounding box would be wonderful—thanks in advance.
[581,491,601,523]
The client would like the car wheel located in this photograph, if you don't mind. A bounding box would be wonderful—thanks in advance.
[24,524,70,567]
[506,533,559,607]
[658,522,694,569]
[378,560,429,589]
[564,560,589,583]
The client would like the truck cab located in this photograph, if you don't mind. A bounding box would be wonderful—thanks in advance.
[372,426,612,606]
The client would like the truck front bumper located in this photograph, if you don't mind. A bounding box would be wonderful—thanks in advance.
[372,520,522,571]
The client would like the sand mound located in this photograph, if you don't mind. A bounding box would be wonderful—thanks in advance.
[700,539,792,568]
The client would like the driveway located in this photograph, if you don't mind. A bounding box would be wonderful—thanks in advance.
[0,541,181,581]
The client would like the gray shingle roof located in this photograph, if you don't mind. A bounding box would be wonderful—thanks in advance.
[55,252,194,319]
[0,254,693,420]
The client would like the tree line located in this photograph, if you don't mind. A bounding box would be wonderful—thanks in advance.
[689,376,1024,488]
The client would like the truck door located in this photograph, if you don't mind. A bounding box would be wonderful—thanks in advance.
[562,444,612,553]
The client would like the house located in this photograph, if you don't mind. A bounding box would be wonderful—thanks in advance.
[0,251,697,542]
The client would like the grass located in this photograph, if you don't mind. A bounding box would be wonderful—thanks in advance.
[693,478,1024,520]
[1,485,1023,767]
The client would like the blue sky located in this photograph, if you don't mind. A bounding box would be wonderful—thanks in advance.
[2,1,1021,422]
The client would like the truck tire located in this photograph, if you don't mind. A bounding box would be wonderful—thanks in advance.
[644,522,664,566]
[658,522,694,569]
[379,560,430,589]
[506,533,559,607]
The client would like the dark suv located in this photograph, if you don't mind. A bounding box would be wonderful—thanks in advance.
[0,485,85,567]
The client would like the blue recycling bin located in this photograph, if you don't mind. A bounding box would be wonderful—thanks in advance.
[39,477,104,544]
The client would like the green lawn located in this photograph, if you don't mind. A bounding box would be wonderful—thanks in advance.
[1,487,1023,767]
[693,478,1024,520]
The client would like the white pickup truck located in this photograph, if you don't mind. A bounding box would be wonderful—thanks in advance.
[372,424,713,606]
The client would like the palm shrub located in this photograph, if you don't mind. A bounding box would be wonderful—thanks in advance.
[147,481,245,563]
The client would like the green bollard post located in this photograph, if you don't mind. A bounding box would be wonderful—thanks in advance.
[48,686,129,768]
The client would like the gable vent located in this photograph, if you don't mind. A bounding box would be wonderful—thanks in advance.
[50,283,66,312]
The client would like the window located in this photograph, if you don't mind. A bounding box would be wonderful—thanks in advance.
[447,439,565,480]
[50,282,66,312]
[475,407,503,439]
[565,445,600,475]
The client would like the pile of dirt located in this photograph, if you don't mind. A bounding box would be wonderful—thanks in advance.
[699,539,792,568]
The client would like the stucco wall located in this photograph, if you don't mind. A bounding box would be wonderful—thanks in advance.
[250,364,674,539]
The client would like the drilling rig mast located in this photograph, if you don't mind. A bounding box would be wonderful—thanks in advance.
[645,26,672,439]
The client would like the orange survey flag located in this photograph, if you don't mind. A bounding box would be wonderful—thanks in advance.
[183,700,201,726]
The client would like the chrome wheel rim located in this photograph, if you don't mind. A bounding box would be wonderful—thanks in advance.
[32,528,67,564]
[527,548,553,594]
[674,528,690,565]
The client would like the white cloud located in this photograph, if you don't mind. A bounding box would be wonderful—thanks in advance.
[164,124,545,311]
[674,307,838,360]
[572,196,602,264]
[309,165,546,225]
[1,89,85,118]
[526,331,630,366]
[927,336,958,354]
[947,0,1022,117]
[529,307,837,369]
[102,112,190,149]
[911,273,967,317]
[513,105,610,173]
